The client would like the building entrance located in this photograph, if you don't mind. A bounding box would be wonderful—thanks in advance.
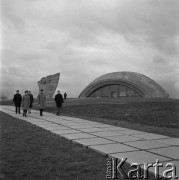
[110,91,117,98]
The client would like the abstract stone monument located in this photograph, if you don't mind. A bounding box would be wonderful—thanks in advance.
[37,73,60,98]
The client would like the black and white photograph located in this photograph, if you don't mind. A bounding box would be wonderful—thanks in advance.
[0,0,179,179]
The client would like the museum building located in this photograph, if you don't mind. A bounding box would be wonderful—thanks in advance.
[79,72,169,98]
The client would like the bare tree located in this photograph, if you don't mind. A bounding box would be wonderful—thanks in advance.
[0,93,8,101]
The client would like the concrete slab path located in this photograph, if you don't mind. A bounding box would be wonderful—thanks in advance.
[1,105,178,178]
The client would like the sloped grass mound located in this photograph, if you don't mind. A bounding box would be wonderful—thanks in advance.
[0,112,106,180]
[41,100,179,138]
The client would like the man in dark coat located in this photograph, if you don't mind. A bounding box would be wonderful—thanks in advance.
[13,90,22,114]
[55,90,64,116]
[28,91,34,114]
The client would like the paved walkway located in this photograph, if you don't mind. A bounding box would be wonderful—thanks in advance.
[1,105,179,178]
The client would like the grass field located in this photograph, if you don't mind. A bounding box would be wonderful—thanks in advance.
[0,112,107,180]
[0,112,167,180]
[0,99,173,180]
[39,98,179,138]
[1,98,179,137]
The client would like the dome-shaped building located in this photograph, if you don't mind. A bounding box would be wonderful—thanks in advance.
[79,72,169,98]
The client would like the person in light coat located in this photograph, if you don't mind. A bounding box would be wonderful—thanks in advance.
[22,90,30,117]
[37,89,46,116]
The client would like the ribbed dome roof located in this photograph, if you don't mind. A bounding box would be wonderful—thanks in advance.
[79,71,169,98]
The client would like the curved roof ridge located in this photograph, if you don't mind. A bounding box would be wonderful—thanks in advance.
[79,71,169,98]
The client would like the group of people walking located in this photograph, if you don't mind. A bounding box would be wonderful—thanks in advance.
[13,89,66,117]
[13,90,34,117]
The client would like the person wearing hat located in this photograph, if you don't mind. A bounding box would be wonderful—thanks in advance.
[55,90,64,116]
[22,90,30,117]
[37,89,46,116]
[13,90,22,114]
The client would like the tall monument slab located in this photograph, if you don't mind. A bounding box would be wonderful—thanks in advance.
[37,73,60,98]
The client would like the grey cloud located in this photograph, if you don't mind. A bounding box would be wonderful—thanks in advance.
[100,0,179,56]
[159,75,179,98]
[19,50,48,62]
[1,0,179,99]
[2,0,27,33]
[45,0,179,56]
[152,56,168,65]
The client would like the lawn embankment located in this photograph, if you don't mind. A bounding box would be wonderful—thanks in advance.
[0,112,107,180]
[39,99,179,138]
[1,98,179,138]
[0,111,167,180]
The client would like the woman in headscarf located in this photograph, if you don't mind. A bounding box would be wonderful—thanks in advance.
[22,90,30,117]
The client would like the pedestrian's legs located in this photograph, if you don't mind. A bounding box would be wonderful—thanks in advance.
[28,106,31,113]
[23,110,25,117]
[18,106,21,114]
[56,107,60,115]
[15,106,17,114]
[57,107,61,116]
[25,110,27,117]
[40,109,43,116]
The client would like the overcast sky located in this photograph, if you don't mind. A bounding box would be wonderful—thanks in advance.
[1,0,179,99]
